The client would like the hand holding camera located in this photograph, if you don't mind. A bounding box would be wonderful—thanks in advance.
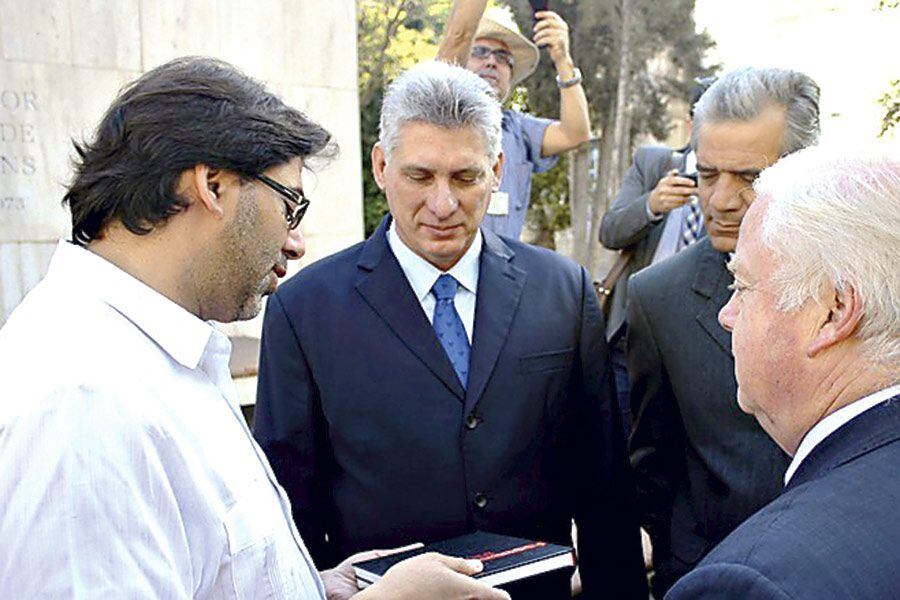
[649,169,699,216]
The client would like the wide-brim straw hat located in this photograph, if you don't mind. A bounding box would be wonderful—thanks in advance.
[474,7,540,87]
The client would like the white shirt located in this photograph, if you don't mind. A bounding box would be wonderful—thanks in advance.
[0,241,325,599]
[784,383,900,485]
[387,221,481,343]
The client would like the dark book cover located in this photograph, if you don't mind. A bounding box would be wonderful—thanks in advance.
[353,531,576,589]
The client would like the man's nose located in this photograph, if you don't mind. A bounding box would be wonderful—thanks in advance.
[711,178,748,212]
[427,180,458,219]
[282,226,305,261]
[718,293,737,332]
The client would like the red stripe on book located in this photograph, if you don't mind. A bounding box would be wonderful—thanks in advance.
[468,541,547,562]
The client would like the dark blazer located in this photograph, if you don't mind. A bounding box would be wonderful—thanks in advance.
[253,217,647,599]
[599,145,681,341]
[667,395,900,600]
[626,238,790,595]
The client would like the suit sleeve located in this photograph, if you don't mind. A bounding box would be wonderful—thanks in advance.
[626,276,687,552]
[572,266,648,600]
[253,292,333,565]
[665,563,793,600]
[600,147,668,249]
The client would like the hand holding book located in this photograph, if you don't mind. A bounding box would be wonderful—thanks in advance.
[355,552,511,600]
[321,542,509,600]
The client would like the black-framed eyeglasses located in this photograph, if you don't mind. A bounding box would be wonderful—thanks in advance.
[471,45,515,68]
[254,173,310,230]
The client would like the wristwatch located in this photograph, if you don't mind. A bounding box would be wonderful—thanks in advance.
[556,67,583,89]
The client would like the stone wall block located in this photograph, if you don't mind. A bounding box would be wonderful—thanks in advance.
[70,0,141,70]
[0,0,72,64]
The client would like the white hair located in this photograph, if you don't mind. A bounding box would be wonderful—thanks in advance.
[378,61,503,162]
[755,146,900,365]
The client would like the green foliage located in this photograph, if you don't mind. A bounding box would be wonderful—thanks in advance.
[360,87,390,234]
[525,153,570,248]
[876,3,899,136]
[357,1,454,235]
[877,80,900,137]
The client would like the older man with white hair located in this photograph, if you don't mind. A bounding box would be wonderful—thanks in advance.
[626,66,817,596]
[667,146,900,599]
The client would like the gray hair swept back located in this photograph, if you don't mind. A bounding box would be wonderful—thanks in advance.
[692,67,821,156]
[378,61,503,162]
[755,146,900,365]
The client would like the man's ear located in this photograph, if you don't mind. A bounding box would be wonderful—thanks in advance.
[807,284,863,358]
[492,151,504,191]
[371,143,388,191]
[187,164,227,219]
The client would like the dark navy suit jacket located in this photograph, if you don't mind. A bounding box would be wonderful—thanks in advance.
[667,395,900,599]
[627,238,790,595]
[253,217,646,598]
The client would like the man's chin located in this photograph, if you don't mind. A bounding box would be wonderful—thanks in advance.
[234,297,264,322]
[481,79,507,101]
[709,234,738,253]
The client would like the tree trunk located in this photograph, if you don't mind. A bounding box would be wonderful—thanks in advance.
[567,142,595,268]
[588,0,634,277]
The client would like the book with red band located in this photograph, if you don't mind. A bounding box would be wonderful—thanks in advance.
[353,531,576,589]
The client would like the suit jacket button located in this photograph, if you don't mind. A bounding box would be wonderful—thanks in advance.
[474,493,488,509]
[465,414,479,430]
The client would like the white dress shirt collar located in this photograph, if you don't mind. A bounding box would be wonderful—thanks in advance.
[784,383,900,485]
[387,220,482,300]
[51,240,217,370]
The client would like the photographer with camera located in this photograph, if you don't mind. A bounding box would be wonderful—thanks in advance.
[438,0,590,241]
[598,77,715,432]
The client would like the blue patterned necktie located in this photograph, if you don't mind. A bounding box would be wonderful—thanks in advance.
[681,196,703,249]
[431,274,471,388]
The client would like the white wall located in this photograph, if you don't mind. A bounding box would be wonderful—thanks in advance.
[0,0,364,332]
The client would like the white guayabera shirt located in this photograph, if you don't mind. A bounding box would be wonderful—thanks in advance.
[0,241,325,599]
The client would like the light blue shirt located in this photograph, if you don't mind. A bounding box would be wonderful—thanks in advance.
[481,109,557,240]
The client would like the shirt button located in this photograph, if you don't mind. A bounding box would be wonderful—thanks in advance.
[465,414,479,430]
[474,493,488,509]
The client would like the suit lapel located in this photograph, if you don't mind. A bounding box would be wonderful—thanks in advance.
[354,217,466,401]
[786,395,900,491]
[691,239,733,356]
[465,230,526,414]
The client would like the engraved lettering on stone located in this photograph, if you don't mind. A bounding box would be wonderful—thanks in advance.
[1,90,40,210]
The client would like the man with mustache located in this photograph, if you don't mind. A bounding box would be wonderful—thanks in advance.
[0,56,509,600]
[254,61,646,599]
[438,0,590,240]
[625,66,820,597]
[667,146,900,599]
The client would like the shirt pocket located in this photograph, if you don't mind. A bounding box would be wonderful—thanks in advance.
[223,500,282,599]
[518,348,574,374]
